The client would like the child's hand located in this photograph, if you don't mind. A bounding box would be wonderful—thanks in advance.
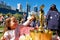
[28,16,34,21]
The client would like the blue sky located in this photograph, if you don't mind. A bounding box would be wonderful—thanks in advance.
[1,0,60,15]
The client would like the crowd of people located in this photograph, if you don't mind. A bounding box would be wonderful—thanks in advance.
[0,4,60,40]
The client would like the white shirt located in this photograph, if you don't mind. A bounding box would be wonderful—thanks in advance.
[4,30,15,40]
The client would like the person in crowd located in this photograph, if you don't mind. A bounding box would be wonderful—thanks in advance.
[46,4,60,38]
[23,14,35,26]
[1,16,18,40]
[0,14,4,25]
[23,14,40,27]
[29,14,37,27]
[21,13,27,24]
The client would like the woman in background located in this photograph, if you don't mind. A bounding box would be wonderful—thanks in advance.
[46,4,60,39]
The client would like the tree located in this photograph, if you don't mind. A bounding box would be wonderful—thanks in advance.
[6,12,13,17]
[13,13,23,21]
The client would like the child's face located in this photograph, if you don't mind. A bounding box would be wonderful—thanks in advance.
[10,17,18,29]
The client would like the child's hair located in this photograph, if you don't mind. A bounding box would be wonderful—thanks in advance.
[3,18,11,33]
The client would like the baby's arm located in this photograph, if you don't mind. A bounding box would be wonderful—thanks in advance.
[23,16,34,26]
[23,20,31,26]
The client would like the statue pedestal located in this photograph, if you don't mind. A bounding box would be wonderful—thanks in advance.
[30,30,52,40]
